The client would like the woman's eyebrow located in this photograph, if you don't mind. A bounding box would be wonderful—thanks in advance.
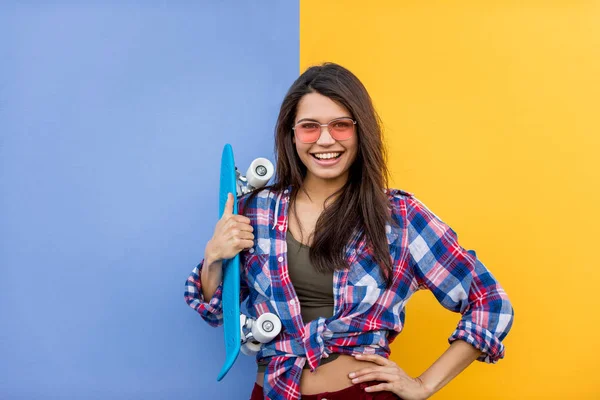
[296,116,352,123]
[296,118,319,123]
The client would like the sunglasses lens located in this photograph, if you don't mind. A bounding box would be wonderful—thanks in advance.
[328,120,355,140]
[295,122,320,143]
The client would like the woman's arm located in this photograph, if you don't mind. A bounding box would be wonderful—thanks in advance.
[407,196,514,363]
[417,339,482,395]
[200,240,224,300]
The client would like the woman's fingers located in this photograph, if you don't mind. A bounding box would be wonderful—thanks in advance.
[211,201,255,258]
[223,217,252,232]
[363,382,393,393]
[235,221,254,232]
[232,214,251,225]
[237,231,254,240]
[354,354,394,366]
[240,239,255,249]
[228,227,254,241]
[348,356,426,398]
[220,210,250,225]
[349,366,396,379]
[219,217,251,234]
[223,192,235,216]
[351,371,397,385]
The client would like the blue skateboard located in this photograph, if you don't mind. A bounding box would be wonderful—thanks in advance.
[216,144,281,381]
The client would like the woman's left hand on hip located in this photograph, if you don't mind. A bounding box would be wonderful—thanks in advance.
[348,354,431,400]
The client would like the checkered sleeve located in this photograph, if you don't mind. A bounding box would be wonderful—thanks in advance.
[184,261,222,327]
[184,259,251,327]
[406,197,514,363]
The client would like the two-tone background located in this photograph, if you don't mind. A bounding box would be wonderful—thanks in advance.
[1,1,598,399]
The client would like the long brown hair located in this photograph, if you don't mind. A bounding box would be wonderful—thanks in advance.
[269,63,393,285]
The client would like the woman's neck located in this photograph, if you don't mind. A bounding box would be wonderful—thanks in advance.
[299,172,348,206]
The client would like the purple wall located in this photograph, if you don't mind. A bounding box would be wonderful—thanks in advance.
[0,2,298,398]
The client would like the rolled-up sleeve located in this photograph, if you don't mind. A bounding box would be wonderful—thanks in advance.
[184,261,226,327]
[184,257,250,327]
[406,197,514,363]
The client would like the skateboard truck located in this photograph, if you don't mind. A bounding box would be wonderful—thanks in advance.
[236,158,274,197]
[239,313,282,356]
[235,159,280,356]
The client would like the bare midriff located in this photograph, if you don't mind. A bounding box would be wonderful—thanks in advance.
[255,354,375,395]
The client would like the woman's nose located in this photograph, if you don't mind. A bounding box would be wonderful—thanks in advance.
[315,126,336,145]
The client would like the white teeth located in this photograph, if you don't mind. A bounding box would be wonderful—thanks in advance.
[313,152,341,160]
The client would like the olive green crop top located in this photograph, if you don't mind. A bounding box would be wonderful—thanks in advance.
[257,231,340,372]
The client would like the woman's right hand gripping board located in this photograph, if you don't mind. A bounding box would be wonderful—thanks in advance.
[206,192,255,263]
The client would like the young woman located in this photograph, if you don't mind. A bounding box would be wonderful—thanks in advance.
[185,63,514,400]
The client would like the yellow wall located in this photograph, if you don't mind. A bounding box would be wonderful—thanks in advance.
[301,1,600,398]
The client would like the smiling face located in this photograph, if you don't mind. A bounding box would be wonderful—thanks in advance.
[293,92,359,186]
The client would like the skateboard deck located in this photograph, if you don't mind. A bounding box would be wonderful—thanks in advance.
[216,144,241,381]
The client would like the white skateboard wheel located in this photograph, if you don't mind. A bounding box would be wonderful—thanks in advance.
[241,340,262,356]
[240,314,249,338]
[252,313,282,343]
[245,158,274,189]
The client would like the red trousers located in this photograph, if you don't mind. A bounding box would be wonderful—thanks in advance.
[249,382,401,400]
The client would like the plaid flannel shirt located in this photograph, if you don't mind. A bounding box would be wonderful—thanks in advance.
[185,187,514,400]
